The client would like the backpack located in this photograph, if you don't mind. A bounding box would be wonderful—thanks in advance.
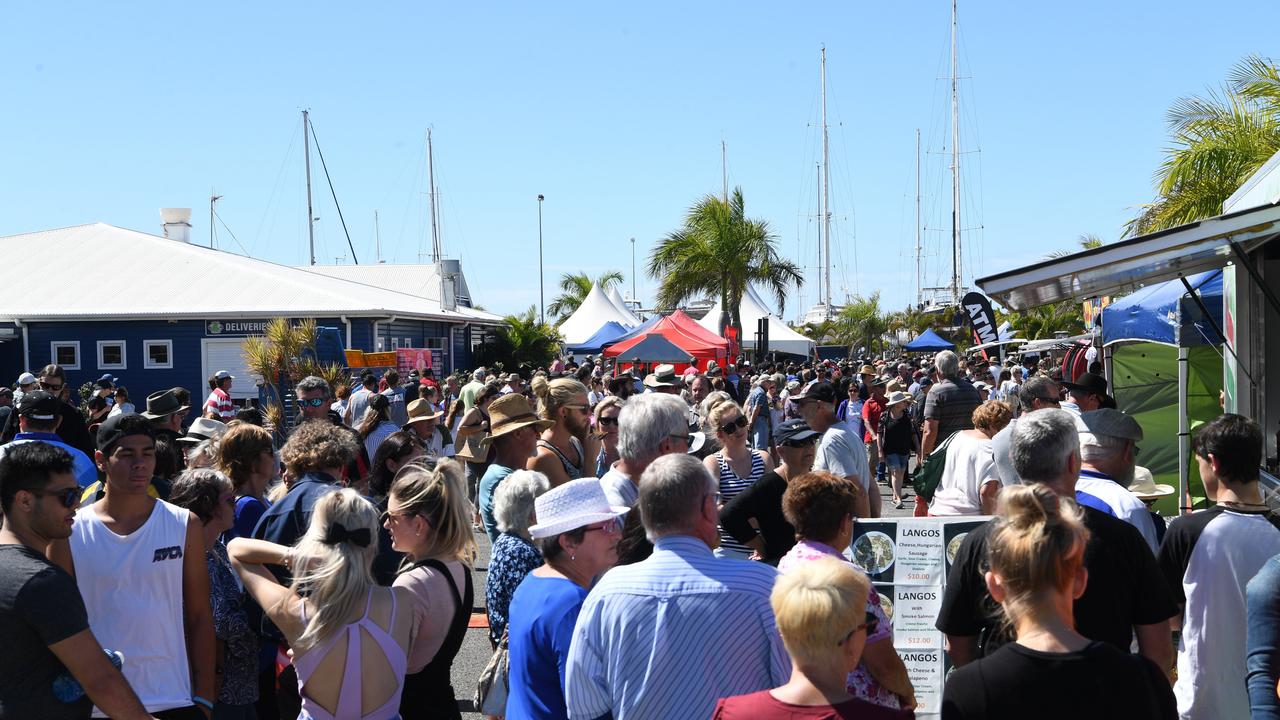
[912,432,958,504]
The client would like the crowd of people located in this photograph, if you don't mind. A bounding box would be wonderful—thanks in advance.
[0,349,1277,719]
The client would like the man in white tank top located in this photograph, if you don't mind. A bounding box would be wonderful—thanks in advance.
[49,413,215,720]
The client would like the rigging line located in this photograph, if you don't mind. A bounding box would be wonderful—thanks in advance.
[213,210,251,257]
[306,117,359,265]
[252,118,301,254]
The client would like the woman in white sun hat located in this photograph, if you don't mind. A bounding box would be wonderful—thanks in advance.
[505,477,628,719]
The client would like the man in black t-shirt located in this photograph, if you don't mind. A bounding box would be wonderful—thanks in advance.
[0,442,152,720]
[936,408,1177,671]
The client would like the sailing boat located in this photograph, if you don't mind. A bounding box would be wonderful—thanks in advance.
[920,0,968,314]
[801,46,842,326]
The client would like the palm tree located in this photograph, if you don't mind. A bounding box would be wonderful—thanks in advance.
[833,292,889,357]
[1003,301,1084,341]
[473,306,562,371]
[650,187,803,339]
[546,270,625,324]
[1128,55,1280,236]
[1045,233,1105,260]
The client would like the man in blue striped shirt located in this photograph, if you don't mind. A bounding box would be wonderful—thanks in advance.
[565,453,790,720]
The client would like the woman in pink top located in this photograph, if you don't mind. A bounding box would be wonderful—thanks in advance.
[778,471,916,711]
[228,489,413,720]
[714,558,912,720]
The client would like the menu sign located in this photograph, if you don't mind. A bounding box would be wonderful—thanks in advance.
[847,517,988,717]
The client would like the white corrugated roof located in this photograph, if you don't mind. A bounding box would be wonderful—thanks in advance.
[0,223,500,323]
[301,263,502,324]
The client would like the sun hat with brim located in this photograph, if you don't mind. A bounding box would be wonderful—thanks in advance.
[486,394,554,438]
[885,391,913,408]
[644,364,682,388]
[405,398,443,424]
[141,389,190,419]
[177,417,228,444]
[1062,372,1109,398]
[1129,465,1175,500]
[528,477,630,539]
[858,364,876,376]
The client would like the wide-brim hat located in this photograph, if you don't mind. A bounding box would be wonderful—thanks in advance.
[177,417,228,444]
[141,389,190,419]
[644,364,682,388]
[486,393,554,438]
[885,390,913,407]
[528,477,630,539]
[858,364,876,376]
[405,398,443,424]
[1062,372,1109,399]
[1129,465,1175,500]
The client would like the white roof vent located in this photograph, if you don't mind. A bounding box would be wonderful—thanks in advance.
[160,208,192,244]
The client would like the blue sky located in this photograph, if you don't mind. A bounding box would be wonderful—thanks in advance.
[3,2,1277,321]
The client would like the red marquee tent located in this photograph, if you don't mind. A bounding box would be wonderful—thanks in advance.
[603,310,729,371]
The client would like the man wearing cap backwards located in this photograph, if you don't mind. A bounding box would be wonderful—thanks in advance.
[0,442,158,720]
[28,364,96,458]
[403,398,454,460]
[478,394,554,543]
[1156,414,1280,720]
[13,371,39,408]
[201,371,236,423]
[49,413,216,719]
[0,391,98,488]
[565,454,789,720]
[1060,371,1109,416]
[795,381,875,518]
[937,409,1176,674]
[1074,409,1160,552]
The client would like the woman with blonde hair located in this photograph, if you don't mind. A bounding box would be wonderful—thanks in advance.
[383,458,476,720]
[929,400,1014,516]
[592,396,625,478]
[714,558,909,719]
[228,489,413,720]
[217,420,277,538]
[528,375,598,486]
[941,485,1176,718]
[702,399,774,559]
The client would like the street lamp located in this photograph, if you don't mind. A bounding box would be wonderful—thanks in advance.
[630,237,636,307]
[537,194,545,325]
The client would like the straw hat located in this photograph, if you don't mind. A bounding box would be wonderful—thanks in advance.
[486,394,553,438]
[176,417,228,444]
[528,477,630,539]
[885,391,913,408]
[643,364,682,389]
[404,398,443,424]
[1129,466,1175,500]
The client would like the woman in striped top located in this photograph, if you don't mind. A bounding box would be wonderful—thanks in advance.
[703,400,774,559]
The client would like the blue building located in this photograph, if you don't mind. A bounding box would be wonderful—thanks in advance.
[0,221,502,412]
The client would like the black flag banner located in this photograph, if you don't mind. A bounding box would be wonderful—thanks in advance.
[961,291,999,346]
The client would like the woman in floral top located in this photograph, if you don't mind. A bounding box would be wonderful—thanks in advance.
[169,468,260,714]
[485,469,551,646]
[779,470,917,711]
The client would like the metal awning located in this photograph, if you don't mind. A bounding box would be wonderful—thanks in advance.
[976,201,1280,311]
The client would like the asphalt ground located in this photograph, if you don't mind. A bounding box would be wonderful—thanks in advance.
[448,467,917,718]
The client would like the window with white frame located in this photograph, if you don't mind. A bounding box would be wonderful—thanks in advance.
[51,341,80,370]
[144,340,173,369]
[97,340,126,370]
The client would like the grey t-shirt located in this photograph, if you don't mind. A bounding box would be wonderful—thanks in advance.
[924,377,982,444]
[599,466,638,508]
[991,419,1019,486]
[813,420,870,490]
[0,544,93,719]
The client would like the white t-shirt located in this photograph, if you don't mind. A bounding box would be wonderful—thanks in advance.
[813,421,870,490]
[928,432,1001,516]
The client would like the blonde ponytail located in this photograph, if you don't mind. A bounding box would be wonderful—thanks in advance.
[986,484,1089,627]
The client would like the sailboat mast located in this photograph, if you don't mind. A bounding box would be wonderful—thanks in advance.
[950,0,961,306]
[916,128,923,307]
[427,129,441,264]
[821,45,832,317]
[303,109,316,266]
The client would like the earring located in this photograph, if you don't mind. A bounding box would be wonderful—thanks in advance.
[571,553,576,561]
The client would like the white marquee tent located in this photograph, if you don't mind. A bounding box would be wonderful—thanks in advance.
[697,286,815,357]
[557,284,638,344]
[606,285,643,326]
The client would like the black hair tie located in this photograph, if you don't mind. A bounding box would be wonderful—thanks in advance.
[323,522,372,548]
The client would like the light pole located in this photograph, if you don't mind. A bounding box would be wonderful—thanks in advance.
[537,194,545,325]
[630,237,636,306]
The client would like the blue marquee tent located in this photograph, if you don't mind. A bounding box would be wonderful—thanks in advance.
[601,314,661,347]
[904,328,956,352]
[565,321,629,355]
[1101,270,1223,347]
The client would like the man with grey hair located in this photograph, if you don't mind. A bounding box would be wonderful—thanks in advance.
[937,408,1176,672]
[565,454,789,720]
[989,375,1061,486]
[600,394,690,508]
[1075,408,1159,551]
[921,349,981,456]
[294,375,334,423]
[460,367,488,412]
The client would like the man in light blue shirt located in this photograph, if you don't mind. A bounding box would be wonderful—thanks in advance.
[0,391,97,488]
[565,453,789,720]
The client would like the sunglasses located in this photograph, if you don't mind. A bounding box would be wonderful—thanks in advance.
[838,612,880,645]
[719,416,748,434]
[379,509,418,524]
[582,516,622,534]
[32,487,80,509]
[668,433,695,447]
[781,437,819,449]
[298,397,328,408]
[39,381,64,392]
[598,416,619,427]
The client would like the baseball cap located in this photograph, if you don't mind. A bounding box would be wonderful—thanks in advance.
[773,419,820,445]
[792,381,837,405]
[17,372,37,387]
[17,390,60,421]
[96,412,156,453]
[1079,409,1144,443]
[213,370,235,381]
